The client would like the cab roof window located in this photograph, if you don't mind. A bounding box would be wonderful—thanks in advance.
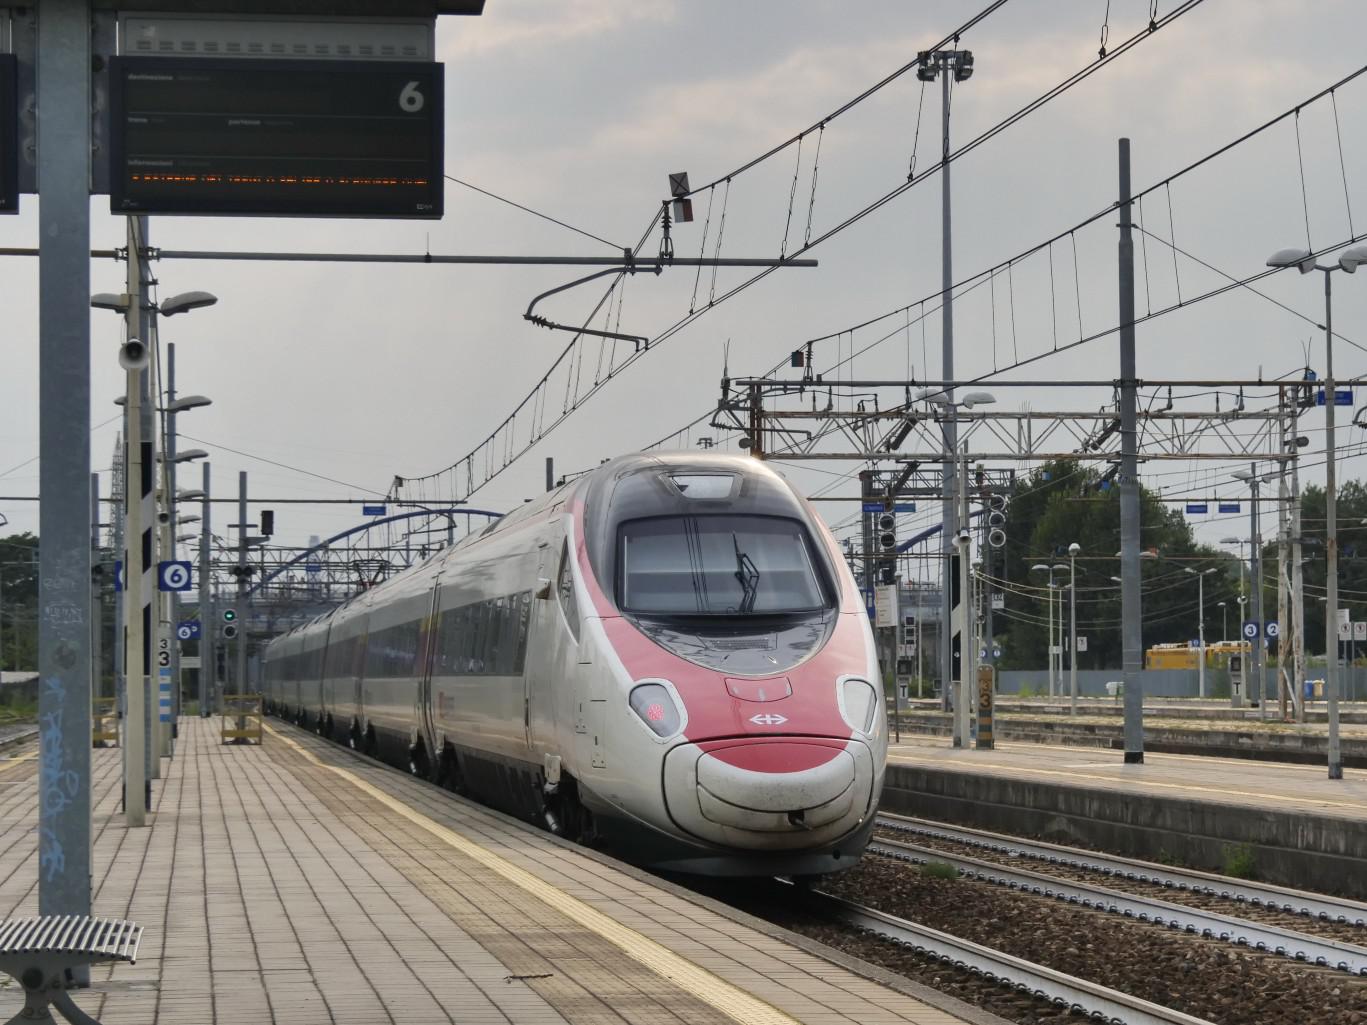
[667,474,735,499]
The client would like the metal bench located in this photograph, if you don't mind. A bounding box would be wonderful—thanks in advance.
[0,916,142,1025]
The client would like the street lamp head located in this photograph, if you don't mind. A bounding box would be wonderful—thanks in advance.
[159,291,218,317]
[961,391,997,408]
[162,448,209,464]
[1030,563,1051,573]
[915,387,948,404]
[953,50,974,81]
[90,292,130,313]
[1339,245,1367,274]
[175,533,198,543]
[1267,247,1315,274]
[1067,542,1081,556]
[1051,563,1068,572]
[177,489,205,501]
[177,514,200,524]
[1220,536,1241,545]
[168,394,212,414]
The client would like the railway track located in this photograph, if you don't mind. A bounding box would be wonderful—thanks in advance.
[876,813,1367,927]
[806,886,1216,1025]
[867,834,1367,975]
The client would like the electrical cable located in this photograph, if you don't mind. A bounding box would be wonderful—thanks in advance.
[445,174,622,251]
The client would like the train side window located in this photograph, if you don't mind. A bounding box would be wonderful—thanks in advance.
[557,542,581,641]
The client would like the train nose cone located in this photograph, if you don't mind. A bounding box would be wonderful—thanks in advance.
[662,738,874,850]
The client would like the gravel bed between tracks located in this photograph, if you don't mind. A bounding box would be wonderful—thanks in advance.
[818,857,1367,1025]
[878,828,1367,947]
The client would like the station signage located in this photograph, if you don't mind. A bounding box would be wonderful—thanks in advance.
[0,55,16,214]
[109,57,444,218]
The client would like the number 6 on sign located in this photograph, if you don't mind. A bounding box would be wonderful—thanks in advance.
[158,560,193,592]
[399,81,424,112]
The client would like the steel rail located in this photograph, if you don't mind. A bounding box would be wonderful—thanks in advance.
[877,814,1367,927]
[868,838,1367,974]
[808,889,1216,1025]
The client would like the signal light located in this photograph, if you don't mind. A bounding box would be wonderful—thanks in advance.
[222,608,237,623]
[222,624,239,640]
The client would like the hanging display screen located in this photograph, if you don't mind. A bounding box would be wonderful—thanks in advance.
[109,56,443,218]
[0,55,17,214]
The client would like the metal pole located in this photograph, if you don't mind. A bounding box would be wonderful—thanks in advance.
[167,342,181,734]
[545,457,554,492]
[1069,554,1078,715]
[37,0,94,923]
[122,220,148,828]
[91,475,102,703]
[1292,412,1306,722]
[939,57,959,719]
[1197,573,1206,699]
[198,462,212,717]
[1044,579,1055,699]
[1277,417,1289,719]
[236,472,248,695]
[111,429,124,722]
[957,445,973,748]
[138,221,159,783]
[1323,270,1343,779]
[1249,468,1265,717]
[1118,137,1144,763]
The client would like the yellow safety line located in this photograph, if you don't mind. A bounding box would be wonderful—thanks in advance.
[265,724,801,1025]
[887,750,1367,812]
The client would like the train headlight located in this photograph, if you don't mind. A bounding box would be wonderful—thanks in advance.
[629,681,685,739]
[839,677,878,735]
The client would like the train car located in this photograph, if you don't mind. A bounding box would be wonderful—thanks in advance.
[263,452,886,876]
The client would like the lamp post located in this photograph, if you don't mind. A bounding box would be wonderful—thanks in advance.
[1184,567,1218,697]
[1031,563,1068,697]
[1218,601,1228,644]
[1266,244,1367,778]
[920,389,994,731]
[916,48,975,723]
[1068,543,1081,715]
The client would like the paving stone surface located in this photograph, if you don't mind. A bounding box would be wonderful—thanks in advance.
[0,720,975,1024]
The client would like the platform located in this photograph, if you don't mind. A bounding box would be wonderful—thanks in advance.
[0,720,988,1025]
[884,736,1367,897]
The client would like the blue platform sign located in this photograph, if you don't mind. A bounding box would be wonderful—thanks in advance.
[861,501,885,513]
[114,559,124,593]
[1316,387,1353,406]
[157,560,193,592]
[362,503,387,516]
[894,503,917,513]
[176,620,201,641]
[1185,502,1208,514]
[1242,620,1260,641]
[1218,502,1241,514]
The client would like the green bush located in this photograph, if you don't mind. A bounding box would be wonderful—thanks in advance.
[1222,843,1256,879]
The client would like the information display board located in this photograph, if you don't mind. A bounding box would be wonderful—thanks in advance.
[0,55,16,215]
[109,57,443,218]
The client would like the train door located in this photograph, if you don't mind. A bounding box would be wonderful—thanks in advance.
[417,573,442,759]
[524,533,567,760]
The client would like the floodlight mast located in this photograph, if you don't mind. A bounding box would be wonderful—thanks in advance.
[1265,243,1367,779]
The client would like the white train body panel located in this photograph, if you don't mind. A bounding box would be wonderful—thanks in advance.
[264,453,886,875]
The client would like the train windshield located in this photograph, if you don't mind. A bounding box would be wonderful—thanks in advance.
[618,515,829,616]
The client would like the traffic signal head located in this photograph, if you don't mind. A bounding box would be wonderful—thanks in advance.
[877,512,896,551]
[261,509,275,537]
[222,624,239,641]
[879,563,897,586]
[222,608,237,624]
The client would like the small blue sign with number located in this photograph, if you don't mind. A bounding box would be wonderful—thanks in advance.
[114,559,124,592]
[176,620,201,641]
[1242,620,1259,640]
[362,503,387,516]
[157,560,193,592]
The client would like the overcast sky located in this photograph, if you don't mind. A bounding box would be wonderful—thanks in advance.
[3,0,1367,577]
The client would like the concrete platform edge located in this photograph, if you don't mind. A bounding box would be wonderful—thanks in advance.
[882,763,1367,900]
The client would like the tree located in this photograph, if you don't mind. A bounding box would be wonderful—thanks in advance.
[0,533,39,672]
[992,463,1238,670]
[1288,481,1367,657]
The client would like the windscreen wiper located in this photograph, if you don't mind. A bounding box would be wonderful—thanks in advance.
[732,534,760,614]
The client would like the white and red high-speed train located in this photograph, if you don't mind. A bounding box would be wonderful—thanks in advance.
[263,452,886,875]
